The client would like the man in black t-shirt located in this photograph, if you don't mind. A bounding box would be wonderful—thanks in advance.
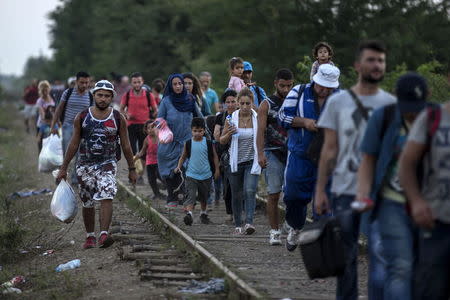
[256,69,294,245]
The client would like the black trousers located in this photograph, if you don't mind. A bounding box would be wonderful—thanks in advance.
[146,164,162,196]
[127,124,145,154]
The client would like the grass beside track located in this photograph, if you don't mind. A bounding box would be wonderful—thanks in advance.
[0,102,83,298]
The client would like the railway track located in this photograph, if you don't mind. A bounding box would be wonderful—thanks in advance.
[114,164,369,299]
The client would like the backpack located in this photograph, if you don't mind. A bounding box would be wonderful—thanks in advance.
[61,88,94,123]
[185,138,215,175]
[298,216,346,279]
[78,108,122,161]
[253,86,262,106]
[125,90,155,119]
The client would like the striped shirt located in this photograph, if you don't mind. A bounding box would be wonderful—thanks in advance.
[237,128,254,164]
[60,88,91,126]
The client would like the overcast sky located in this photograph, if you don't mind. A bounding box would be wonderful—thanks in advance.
[0,0,59,76]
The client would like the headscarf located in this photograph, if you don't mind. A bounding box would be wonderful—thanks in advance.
[163,74,195,113]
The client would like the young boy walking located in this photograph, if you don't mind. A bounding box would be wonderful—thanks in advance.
[175,117,220,225]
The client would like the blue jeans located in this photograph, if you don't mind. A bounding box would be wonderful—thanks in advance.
[333,195,386,300]
[62,123,78,184]
[229,161,259,227]
[377,199,416,300]
[414,221,450,300]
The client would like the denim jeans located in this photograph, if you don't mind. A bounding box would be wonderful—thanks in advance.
[62,123,78,184]
[414,221,450,300]
[377,199,416,300]
[229,161,259,227]
[333,195,386,300]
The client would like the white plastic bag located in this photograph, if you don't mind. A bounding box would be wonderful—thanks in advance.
[50,179,77,223]
[39,135,63,172]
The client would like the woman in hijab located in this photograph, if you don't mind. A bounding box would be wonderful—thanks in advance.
[157,74,202,207]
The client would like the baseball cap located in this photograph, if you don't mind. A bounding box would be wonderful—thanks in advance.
[396,72,428,113]
[92,80,117,97]
[243,61,253,72]
[312,64,340,88]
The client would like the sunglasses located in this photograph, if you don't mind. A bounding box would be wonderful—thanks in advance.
[95,82,113,89]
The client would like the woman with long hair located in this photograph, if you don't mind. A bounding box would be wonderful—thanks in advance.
[182,72,211,116]
[35,80,55,152]
[220,87,261,234]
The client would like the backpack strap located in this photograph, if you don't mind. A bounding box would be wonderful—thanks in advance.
[207,139,215,174]
[113,109,121,133]
[125,90,130,107]
[186,139,192,158]
[427,104,441,140]
[60,87,74,123]
[348,89,369,121]
[88,92,93,106]
[78,108,90,129]
[254,86,262,106]
[380,104,396,138]
[294,84,307,117]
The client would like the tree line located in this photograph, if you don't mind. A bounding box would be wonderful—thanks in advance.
[19,0,450,101]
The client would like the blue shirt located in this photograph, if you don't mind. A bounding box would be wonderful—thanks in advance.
[204,88,219,114]
[250,85,267,107]
[278,83,323,155]
[360,104,405,205]
[186,137,212,180]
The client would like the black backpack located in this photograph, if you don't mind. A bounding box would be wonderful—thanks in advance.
[125,90,155,119]
[61,88,94,123]
[298,216,346,279]
[79,108,122,161]
[185,138,215,174]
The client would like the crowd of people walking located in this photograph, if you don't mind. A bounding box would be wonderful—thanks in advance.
[22,39,450,300]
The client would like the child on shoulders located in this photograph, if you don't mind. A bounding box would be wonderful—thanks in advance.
[227,57,246,92]
[175,117,220,226]
[310,41,335,81]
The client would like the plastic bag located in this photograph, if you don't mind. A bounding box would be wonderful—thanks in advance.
[50,179,77,223]
[155,118,173,144]
[135,158,144,176]
[38,135,63,172]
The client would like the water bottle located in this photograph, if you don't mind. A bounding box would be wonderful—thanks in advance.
[226,115,238,136]
[55,259,81,272]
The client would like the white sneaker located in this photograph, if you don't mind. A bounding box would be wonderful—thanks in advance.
[281,221,292,235]
[286,228,300,252]
[269,229,282,246]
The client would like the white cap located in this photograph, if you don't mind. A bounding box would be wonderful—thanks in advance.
[312,64,340,88]
[91,80,117,97]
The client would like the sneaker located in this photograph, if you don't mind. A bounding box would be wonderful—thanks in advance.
[281,221,292,235]
[233,227,242,235]
[200,213,211,224]
[269,229,282,246]
[98,233,114,248]
[184,213,193,226]
[165,202,178,209]
[286,228,300,252]
[243,224,256,235]
[83,236,96,249]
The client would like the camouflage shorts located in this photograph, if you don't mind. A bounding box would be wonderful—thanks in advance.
[76,161,117,208]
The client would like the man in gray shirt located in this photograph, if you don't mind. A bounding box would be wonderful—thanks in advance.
[51,71,92,184]
[315,41,396,300]
[399,101,450,300]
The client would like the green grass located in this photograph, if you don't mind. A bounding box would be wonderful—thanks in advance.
[0,103,84,298]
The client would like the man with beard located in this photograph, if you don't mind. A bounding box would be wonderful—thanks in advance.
[56,80,137,249]
[278,64,340,251]
[256,68,294,245]
[120,72,157,154]
[315,41,396,300]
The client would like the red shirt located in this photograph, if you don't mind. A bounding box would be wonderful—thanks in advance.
[146,136,158,165]
[24,85,39,105]
[121,90,157,125]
